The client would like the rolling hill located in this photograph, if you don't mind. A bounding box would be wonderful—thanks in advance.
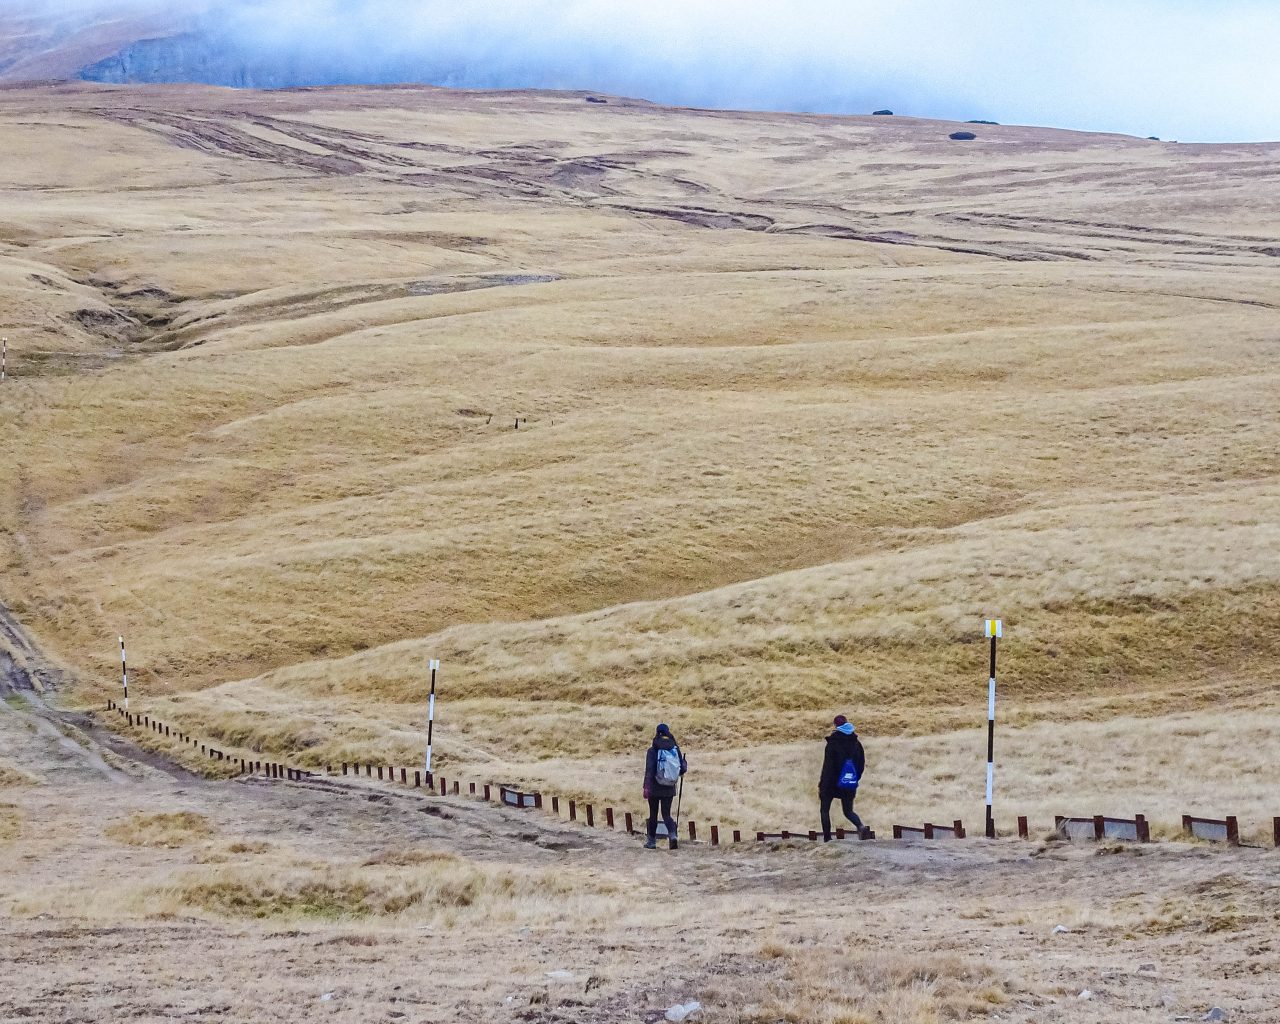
[1,82,1279,831]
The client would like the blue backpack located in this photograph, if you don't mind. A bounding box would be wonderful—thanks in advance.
[837,758,860,792]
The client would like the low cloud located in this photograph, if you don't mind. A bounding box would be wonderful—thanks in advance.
[13,0,1280,141]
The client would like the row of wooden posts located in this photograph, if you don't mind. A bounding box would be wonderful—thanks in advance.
[106,703,1279,849]
[107,702,312,781]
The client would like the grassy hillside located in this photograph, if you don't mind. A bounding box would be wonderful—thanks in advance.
[2,83,1279,828]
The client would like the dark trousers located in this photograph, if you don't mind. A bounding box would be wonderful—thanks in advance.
[820,791,863,840]
[647,793,676,839]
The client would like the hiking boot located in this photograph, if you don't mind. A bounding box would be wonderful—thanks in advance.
[669,837,679,851]
[859,826,873,841]
[643,837,657,849]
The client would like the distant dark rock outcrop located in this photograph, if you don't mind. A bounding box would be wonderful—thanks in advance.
[949,131,977,141]
[81,30,501,89]
[872,109,894,116]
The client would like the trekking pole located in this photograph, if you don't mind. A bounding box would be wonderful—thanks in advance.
[674,775,684,835]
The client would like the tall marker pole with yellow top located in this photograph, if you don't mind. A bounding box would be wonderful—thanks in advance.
[984,618,1002,838]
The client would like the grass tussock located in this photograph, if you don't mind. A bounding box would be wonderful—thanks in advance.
[106,811,214,848]
[194,838,272,863]
[0,761,39,787]
[164,854,581,923]
[741,939,1008,1024]
[0,803,21,842]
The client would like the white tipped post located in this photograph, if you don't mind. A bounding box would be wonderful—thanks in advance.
[119,635,129,711]
[2,336,7,382]
[984,618,1002,838]
[424,659,439,774]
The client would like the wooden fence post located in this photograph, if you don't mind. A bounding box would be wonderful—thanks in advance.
[710,825,719,846]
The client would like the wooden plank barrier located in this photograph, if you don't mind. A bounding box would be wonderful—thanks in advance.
[1055,815,1151,842]
[500,787,540,809]
[1182,815,1239,845]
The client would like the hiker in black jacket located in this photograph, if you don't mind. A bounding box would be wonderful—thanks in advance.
[819,715,868,841]
[643,723,687,850]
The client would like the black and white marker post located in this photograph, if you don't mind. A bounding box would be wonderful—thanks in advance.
[119,634,129,712]
[2,336,7,383]
[424,658,439,777]
[984,618,1002,838]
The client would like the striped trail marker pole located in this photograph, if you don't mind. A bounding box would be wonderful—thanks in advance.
[984,618,1002,839]
[2,337,7,382]
[424,659,439,775]
[119,635,129,711]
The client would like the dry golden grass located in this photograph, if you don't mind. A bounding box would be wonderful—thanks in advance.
[0,803,20,842]
[106,811,214,848]
[0,759,39,787]
[156,852,588,923]
[1,83,1279,833]
[737,940,1008,1024]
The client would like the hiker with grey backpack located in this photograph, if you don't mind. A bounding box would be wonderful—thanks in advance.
[643,723,687,850]
[819,715,870,841]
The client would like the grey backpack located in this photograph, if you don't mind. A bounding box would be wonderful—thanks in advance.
[655,747,682,787]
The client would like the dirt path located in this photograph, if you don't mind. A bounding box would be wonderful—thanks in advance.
[2,600,1279,1021]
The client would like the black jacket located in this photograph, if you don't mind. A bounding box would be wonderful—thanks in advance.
[644,735,687,797]
[819,730,865,797]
